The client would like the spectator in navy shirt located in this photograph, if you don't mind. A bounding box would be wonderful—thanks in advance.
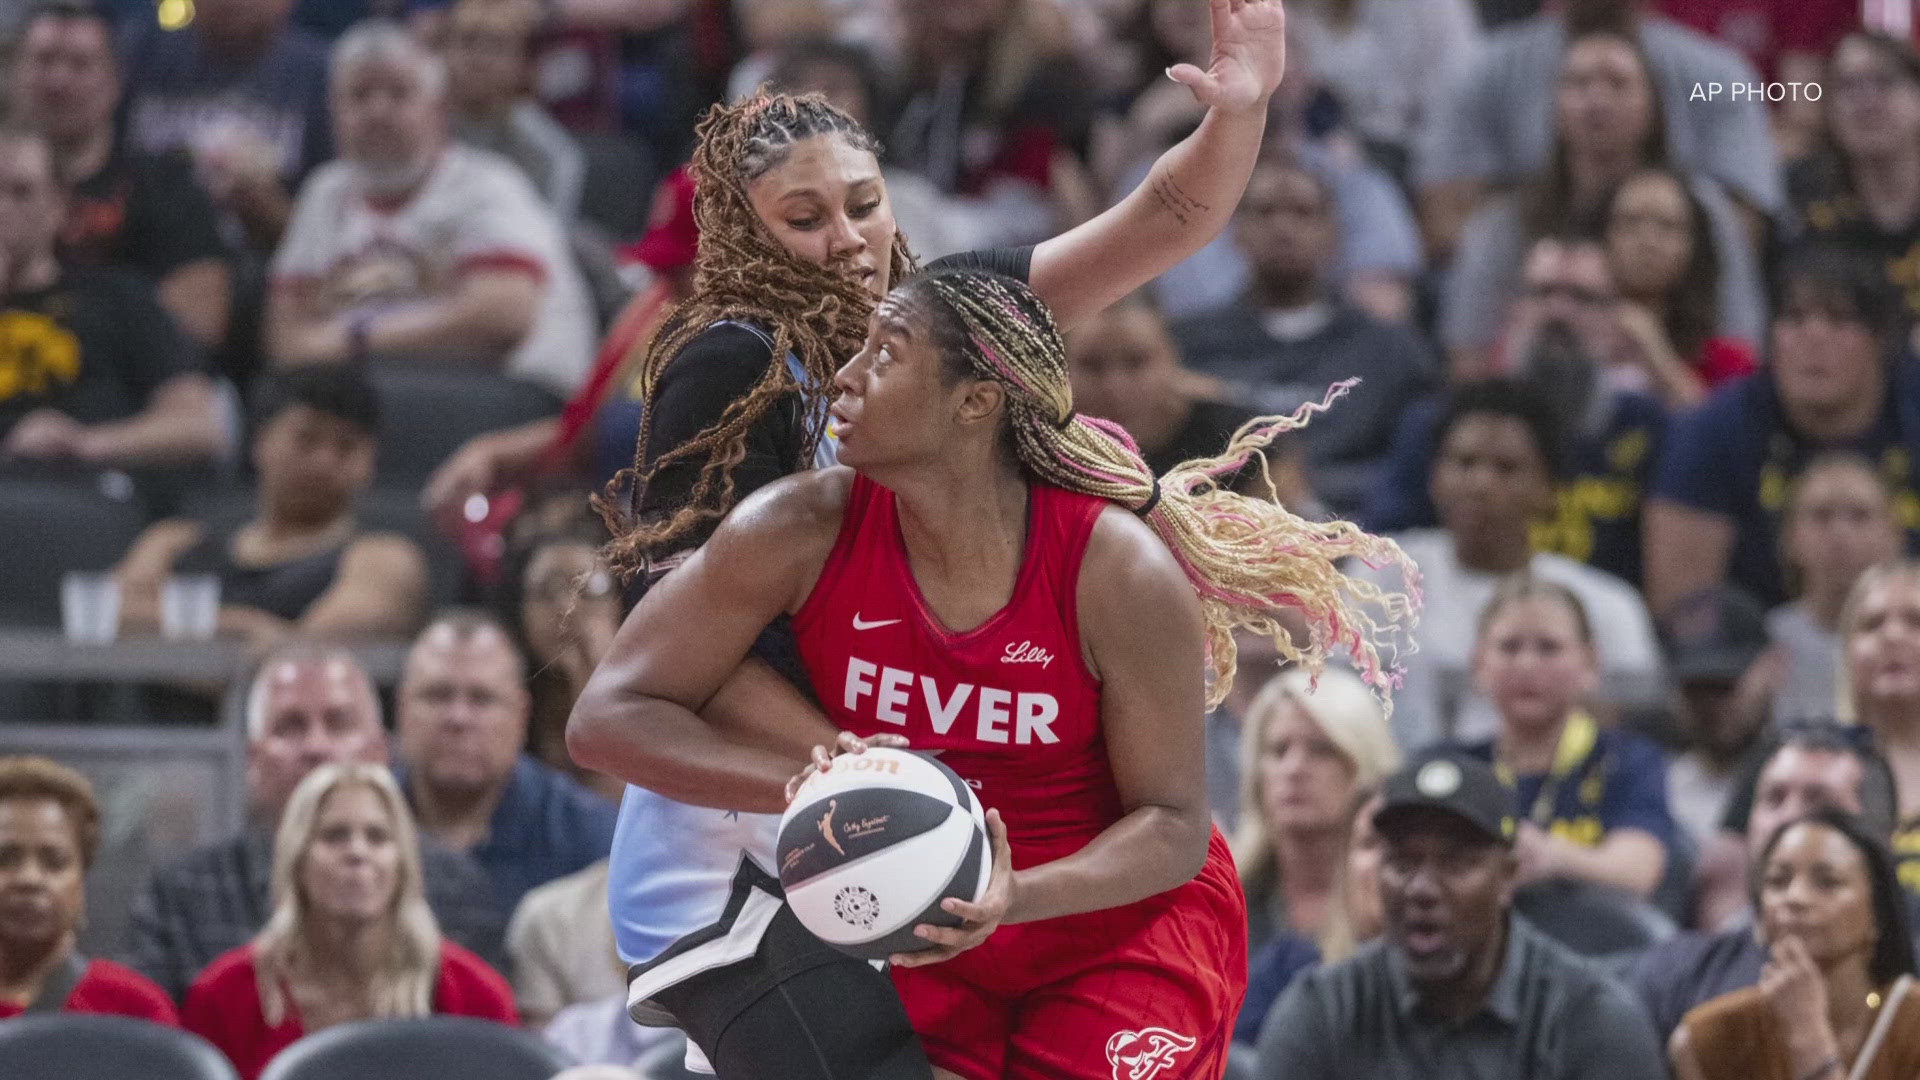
[1644,252,1920,615]
[120,0,332,254]
[395,610,617,915]
[1462,574,1677,900]
[1367,235,1666,586]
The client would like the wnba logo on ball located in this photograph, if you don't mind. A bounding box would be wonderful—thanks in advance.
[1105,1028,1196,1079]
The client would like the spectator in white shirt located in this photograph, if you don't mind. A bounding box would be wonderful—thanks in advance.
[266,21,594,396]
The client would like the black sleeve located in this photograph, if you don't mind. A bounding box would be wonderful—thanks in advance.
[126,152,228,277]
[926,246,1036,283]
[102,270,205,394]
[633,323,798,536]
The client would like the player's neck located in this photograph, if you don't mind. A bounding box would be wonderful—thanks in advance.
[50,124,114,186]
[889,459,1030,586]
[1422,916,1509,1023]
[0,249,58,298]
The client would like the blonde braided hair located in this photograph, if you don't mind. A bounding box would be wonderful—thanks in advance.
[597,92,917,576]
[906,269,1420,709]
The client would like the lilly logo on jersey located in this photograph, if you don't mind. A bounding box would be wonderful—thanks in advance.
[842,657,1061,745]
[1106,1028,1197,1080]
[1002,640,1055,668]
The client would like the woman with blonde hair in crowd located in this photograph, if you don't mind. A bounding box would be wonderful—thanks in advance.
[1229,666,1401,953]
[184,763,515,1079]
[1234,785,1388,1046]
[1837,559,1920,894]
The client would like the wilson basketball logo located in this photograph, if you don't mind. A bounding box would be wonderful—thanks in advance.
[1106,1028,1196,1080]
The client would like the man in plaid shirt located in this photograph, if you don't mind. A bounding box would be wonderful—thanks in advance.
[125,645,508,1001]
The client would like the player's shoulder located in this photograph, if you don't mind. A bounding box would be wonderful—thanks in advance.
[1078,504,1199,624]
[713,466,854,556]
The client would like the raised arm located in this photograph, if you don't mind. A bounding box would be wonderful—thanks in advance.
[566,469,850,813]
[1028,0,1285,329]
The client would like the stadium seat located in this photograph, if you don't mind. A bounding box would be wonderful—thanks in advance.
[1515,878,1676,966]
[367,367,562,483]
[257,1016,573,1080]
[0,476,148,626]
[0,1013,238,1080]
[1223,1041,1261,1080]
[577,132,659,242]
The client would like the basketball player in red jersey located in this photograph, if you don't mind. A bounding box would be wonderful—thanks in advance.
[580,266,1413,1078]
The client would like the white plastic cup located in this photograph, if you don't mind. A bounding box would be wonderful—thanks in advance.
[61,572,121,644]
[160,574,222,641]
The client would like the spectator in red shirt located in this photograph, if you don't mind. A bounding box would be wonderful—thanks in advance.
[0,755,177,1024]
[183,762,515,1080]
[1604,167,1758,408]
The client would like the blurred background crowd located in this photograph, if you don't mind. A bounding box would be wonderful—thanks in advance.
[5,0,1920,1076]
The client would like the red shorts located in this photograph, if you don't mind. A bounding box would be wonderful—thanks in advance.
[891,829,1248,1080]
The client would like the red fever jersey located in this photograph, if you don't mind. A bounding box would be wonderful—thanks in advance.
[793,474,1248,1080]
[793,474,1120,866]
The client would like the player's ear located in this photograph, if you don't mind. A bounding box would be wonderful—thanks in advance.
[955,377,1004,427]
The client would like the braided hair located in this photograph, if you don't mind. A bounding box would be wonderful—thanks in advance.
[901,269,1419,709]
[597,92,916,576]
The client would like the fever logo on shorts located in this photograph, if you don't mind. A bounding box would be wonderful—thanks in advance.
[832,885,880,929]
[1105,1027,1197,1080]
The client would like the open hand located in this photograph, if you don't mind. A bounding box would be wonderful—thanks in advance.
[784,730,913,804]
[891,808,1014,968]
[1167,0,1287,116]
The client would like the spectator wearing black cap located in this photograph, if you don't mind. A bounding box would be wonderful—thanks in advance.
[1633,721,1901,1041]
[1663,587,1775,852]
[1253,749,1667,1079]
[113,367,426,651]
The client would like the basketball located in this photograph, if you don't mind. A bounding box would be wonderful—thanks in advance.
[776,748,990,960]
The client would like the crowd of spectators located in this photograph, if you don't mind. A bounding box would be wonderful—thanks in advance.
[9,0,1920,1076]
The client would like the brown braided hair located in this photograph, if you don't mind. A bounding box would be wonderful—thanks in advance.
[898,268,1420,711]
[596,92,916,577]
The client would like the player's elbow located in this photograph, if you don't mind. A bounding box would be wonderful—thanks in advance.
[564,683,628,775]
[1154,805,1212,889]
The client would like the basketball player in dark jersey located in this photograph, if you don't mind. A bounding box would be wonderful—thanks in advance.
[578,267,1415,1078]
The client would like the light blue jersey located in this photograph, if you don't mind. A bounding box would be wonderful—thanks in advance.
[610,321,840,1020]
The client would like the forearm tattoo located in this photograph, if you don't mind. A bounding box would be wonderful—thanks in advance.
[1150,173,1209,227]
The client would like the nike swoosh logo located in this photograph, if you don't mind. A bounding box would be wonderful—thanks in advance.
[852,614,902,630]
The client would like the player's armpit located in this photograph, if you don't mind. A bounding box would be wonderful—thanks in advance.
[566,470,850,812]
